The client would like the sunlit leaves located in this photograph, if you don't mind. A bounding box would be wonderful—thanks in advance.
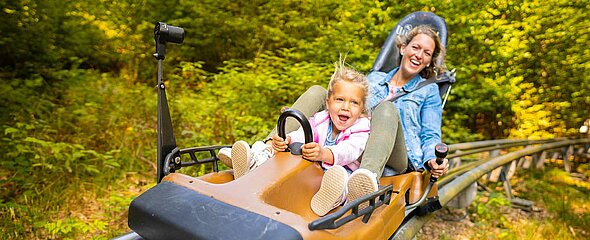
[437,0,589,140]
[1,1,589,237]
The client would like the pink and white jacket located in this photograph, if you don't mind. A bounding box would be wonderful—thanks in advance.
[288,110,371,171]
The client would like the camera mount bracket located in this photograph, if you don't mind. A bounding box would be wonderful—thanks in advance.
[153,22,185,60]
[153,22,184,182]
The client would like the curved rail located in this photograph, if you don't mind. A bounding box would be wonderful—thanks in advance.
[392,138,590,239]
[440,139,558,186]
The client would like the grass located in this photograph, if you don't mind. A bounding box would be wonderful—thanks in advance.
[421,162,590,239]
[0,171,155,240]
[515,164,590,238]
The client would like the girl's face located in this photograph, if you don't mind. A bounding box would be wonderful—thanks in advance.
[326,80,365,133]
[400,33,435,77]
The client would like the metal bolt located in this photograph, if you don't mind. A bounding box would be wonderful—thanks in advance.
[174,157,181,165]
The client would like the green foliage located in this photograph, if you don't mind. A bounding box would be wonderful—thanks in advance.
[1,0,589,238]
[520,168,590,231]
[0,69,157,239]
[471,191,512,228]
[436,0,590,140]
[37,218,108,240]
[454,165,590,239]
[171,51,333,145]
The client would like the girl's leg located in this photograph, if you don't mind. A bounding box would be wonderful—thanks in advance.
[266,85,327,139]
[360,102,408,179]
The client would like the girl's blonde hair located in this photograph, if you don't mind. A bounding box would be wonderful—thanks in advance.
[396,25,447,79]
[327,58,369,112]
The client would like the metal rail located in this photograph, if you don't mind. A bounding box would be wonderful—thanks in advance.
[447,139,557,152]
[440,139,557,186]
[392,138,590,240]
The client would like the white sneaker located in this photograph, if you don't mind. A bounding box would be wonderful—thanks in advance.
[310,165,348,216]
[250,141,273,169]
[346,168,378,210]
[231,141,252,179]
[218,147,232,168]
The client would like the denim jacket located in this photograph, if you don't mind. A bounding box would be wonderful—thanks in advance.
[367,67,442,169]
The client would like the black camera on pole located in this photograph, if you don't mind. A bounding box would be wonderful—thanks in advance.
[153,22,184,60]
[153,22,184,182]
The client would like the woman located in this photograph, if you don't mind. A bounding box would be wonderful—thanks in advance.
[361,25,449,181]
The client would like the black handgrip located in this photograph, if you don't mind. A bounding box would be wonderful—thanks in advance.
[430,143,448,182]
[434,143,448,164]
[277,109,313,155]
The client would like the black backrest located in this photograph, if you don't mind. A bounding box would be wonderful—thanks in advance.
[371,11,448,73]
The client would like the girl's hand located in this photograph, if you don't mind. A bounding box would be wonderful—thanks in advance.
[271,134,291,152]
[301,142,322,161]
[427,158,449,179]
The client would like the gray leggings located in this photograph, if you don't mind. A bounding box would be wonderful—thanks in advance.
[268,85,407,179]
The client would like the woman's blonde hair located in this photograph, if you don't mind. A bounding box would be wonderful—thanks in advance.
[396,25,447,79]
[327,58,369,112]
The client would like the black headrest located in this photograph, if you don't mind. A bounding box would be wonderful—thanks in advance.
[371,12,448,73]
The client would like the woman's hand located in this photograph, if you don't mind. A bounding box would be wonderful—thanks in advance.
[427,158,449,179]
[271,134,291,152]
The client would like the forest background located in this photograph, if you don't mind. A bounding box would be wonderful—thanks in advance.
[1,0,588,239]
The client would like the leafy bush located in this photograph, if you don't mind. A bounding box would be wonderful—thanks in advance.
[1,0,589,238]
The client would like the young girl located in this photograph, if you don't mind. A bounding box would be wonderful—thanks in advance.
[219,61,378,216]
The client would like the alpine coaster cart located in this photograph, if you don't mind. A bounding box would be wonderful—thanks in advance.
[127,12,457,240]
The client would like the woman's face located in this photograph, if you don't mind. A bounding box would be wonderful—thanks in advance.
[326,80,365,133]
[400,33,435,77]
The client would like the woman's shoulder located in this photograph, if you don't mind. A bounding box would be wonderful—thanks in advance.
[411,80,440,96]
[415,83,442,106]
[424,83,441,98]
[423,81,440,92]
[367,71,390,84]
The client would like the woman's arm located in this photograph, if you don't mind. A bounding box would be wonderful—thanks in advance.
[419,85,443,167]
[420,85,449,177]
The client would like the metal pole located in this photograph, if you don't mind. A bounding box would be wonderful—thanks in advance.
[156,58,177,183]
